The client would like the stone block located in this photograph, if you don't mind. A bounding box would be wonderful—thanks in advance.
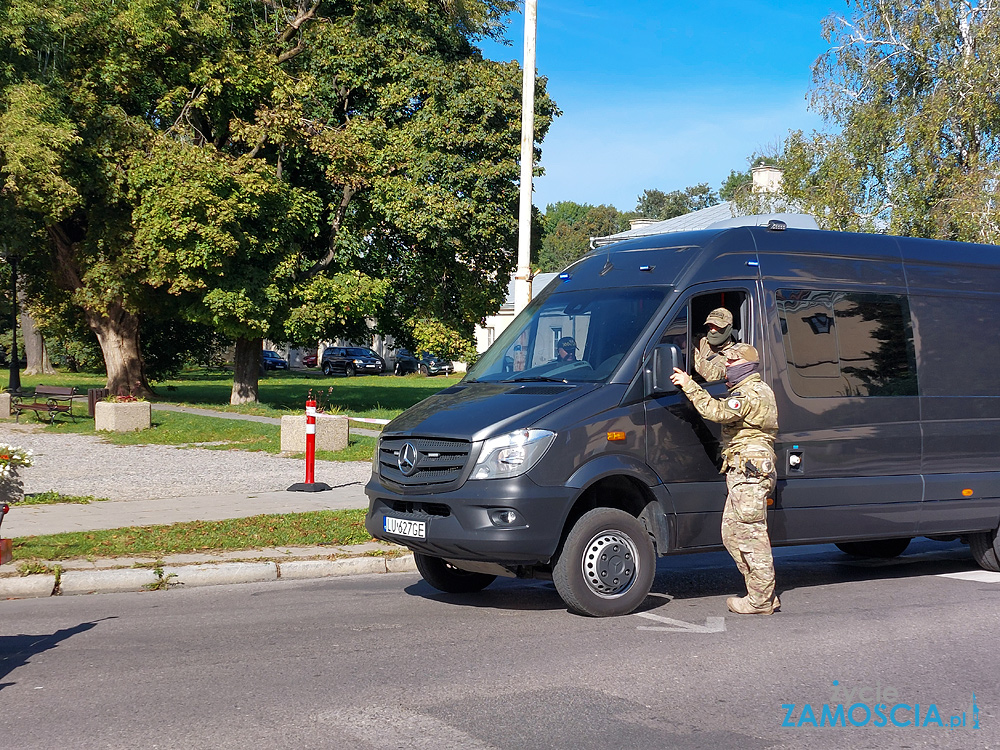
[94,400,151,432]
[60,568,157,595]
[166,562,277,588]
[280,414,349,453]
[0,392,10,419]
[0,573,56,599]
[279,557,384,580]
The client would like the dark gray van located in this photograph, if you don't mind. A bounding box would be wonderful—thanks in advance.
[364,218,1000,616]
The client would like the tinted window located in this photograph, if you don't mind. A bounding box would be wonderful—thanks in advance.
[777,290,917,397]
[910,293,1000,397]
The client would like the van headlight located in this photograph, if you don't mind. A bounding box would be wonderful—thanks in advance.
[470,429,556,480]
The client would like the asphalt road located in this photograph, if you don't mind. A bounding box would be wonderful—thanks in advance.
[1,539,997,750]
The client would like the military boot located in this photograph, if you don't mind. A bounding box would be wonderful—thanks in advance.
[726,595,777,615]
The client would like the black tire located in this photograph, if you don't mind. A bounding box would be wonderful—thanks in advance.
[419,364,429,376]
[969,527,1000,572]
[414,553,497,594]
[835,538,912,558]
[322,362,333,376]
[345,364,355,377]
[553,508,655,617]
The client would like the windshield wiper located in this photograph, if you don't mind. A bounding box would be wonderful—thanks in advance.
[501,375,570,383]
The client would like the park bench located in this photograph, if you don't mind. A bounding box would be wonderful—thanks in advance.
[11,385,77,424]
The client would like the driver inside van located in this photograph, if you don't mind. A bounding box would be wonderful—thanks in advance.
[555,337,578,363]
[694,307,739,382]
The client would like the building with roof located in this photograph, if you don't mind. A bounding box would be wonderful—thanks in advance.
[590,165,815,247]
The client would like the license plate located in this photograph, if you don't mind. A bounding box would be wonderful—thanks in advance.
[384,516,426,539]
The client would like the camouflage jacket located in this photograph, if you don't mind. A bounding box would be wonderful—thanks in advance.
[680,372,779,472]
[694,337,738,383]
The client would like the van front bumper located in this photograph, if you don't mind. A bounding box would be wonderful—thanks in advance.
[364,475,574,566]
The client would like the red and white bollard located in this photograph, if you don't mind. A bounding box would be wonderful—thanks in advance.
[287,398,332,492]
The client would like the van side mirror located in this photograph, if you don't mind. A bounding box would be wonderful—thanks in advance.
[645,344,681,395]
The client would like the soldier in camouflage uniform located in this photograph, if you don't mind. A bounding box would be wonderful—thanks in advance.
[694,308,739,382]
[670,343,781,614]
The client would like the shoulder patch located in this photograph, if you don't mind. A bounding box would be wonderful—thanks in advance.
[727,397,742,411]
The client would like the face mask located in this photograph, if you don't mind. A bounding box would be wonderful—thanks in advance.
[726,360,759,387]
[706,324,732,347]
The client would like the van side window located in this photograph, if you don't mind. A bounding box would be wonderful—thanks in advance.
[777,290,917,397]
[660,291,747,383]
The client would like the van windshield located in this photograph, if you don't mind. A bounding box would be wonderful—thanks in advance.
[466,286,670,383]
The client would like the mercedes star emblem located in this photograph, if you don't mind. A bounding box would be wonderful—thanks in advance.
[398,442,419,476]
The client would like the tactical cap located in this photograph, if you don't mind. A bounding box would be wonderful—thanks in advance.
[705,308,733,328]
[726,343,759,363]
[557,336,577,352]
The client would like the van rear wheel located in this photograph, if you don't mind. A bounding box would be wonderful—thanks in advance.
[414,553,497,594]
[835,538,912,558]
[553,508,655,617]
[969,527,1000,572]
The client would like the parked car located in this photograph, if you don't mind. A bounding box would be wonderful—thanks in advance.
[302,352,318,367]
[393,349,454,376]
[261,350,289,371]
[321,346,385,376]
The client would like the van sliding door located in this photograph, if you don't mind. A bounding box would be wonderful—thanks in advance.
[765,278,922,544]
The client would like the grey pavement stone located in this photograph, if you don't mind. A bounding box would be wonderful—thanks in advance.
[279,557,385,580]
[61,568,157,595]
[0,574,56,599]
[166,562,278,588]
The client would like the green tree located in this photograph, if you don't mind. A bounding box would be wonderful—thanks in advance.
[755,1,1000,240]
[634,184,719,220]
[537,202,628,272]
[0,0,555,402]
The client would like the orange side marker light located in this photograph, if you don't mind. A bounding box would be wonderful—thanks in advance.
[607,431,626,442]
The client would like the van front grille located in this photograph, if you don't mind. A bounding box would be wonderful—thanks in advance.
[378,437,472,487]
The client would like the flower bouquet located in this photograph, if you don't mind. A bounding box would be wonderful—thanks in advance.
[0,443,32,563]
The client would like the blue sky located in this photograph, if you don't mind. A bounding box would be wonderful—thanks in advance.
[478,1,845,212]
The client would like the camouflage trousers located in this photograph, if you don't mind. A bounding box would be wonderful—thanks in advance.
[722,467,777,608]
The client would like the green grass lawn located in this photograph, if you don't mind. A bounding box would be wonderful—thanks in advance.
[17,368,461,421]
[11,367,459,461]
[11,509,375,561]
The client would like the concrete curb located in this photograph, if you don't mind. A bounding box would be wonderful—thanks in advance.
[0,554,417,600]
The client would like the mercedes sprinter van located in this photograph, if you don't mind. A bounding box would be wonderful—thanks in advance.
[365,219,1000,616]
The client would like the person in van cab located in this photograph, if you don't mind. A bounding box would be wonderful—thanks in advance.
[694,307,739,382]
[671,343,781,615]
[555,337,578,363]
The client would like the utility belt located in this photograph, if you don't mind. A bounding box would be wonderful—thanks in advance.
[722,447,775,477]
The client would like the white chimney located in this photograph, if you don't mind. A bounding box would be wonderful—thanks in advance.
[751,165,783,193]
[629,218,660,230]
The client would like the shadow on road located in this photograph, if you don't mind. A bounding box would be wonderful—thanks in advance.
[402,539,984,615]
[0,618,116,691]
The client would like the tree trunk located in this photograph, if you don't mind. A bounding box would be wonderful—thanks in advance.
[19,292,55,375]
[84,304,153,398]
[231,336,262,404]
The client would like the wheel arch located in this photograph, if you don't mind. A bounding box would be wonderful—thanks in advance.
[556,473,668,560]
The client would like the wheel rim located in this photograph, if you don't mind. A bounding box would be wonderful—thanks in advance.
[581,529,639,598]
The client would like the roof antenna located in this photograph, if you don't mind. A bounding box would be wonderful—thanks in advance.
[599,246,614,276]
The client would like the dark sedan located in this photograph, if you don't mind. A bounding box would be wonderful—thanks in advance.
[393,349,454,376]
[321,346,385,376]
[261,350,289,370]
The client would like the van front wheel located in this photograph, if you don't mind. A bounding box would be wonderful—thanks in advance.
[414,553,497,594]
[553,508,655,617]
